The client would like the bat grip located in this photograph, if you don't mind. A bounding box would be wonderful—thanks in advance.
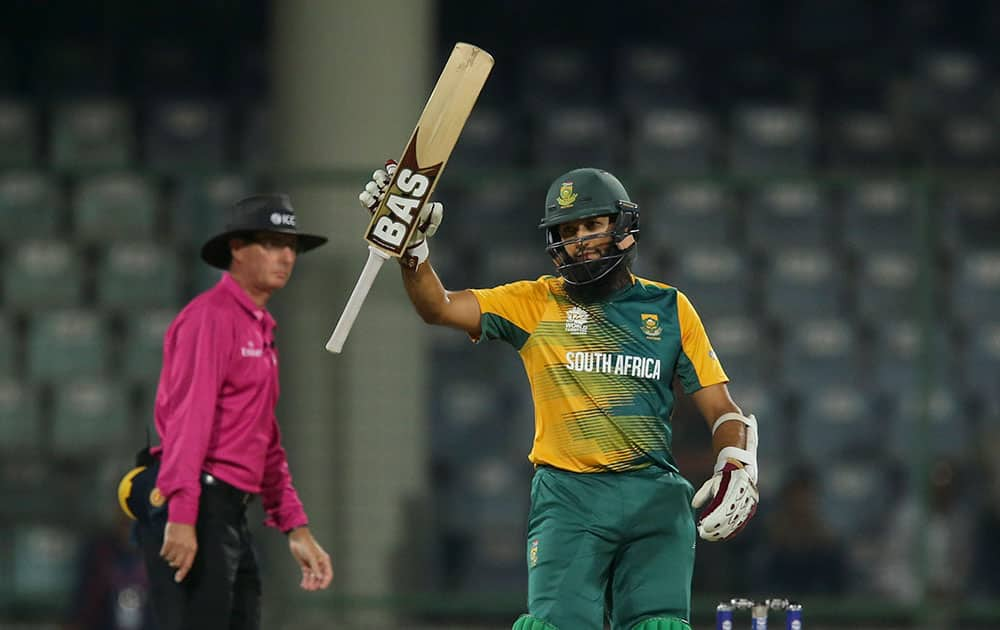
[325,247,390,353]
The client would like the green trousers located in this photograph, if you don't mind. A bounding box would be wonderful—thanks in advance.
[525,465,696,630]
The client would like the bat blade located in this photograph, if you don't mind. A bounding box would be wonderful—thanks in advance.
[325,42,494,353]
[364,42,494,256]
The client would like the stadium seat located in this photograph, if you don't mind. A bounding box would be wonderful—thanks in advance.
[121,309,174,385]
[95,241,181,311]
[701,316,769,387]
[0,379,41,455]
[7,524,80,612]
[530,106,621,171]
[31,39,115,96]
[237,103,272,170]
[449,107,523,173]
[951,251,1000,325]
[615,46,695,113]
[628,108,718,177]
[189,263,224,297]
[135,40,213,97]
[938,184,1000,252]
[887,386,967,460]
[826,111,899,171]
[819,457,893,538]
[50,379,131,458]
[49,99,133,171]
[912,50,991,119]
[0,315,13,377]
[672,250,752,316]
[26,310,110,381]
[171,173,252,248]
[3,240,84,310]
[746,181,831,252]
[761,248,844,321]
[144,99,227,169]
[841,179,915,253]
[519,47,603,113]
[0,99,38,167]
[870,320,953,393]
[797,387,879,460]
[927,114,1000,170]
[963,321,1000,395]
[780,318,860,390]
[646,181,733,254]
[0,170,63,242]
[854,251,920,319]
[428,373,502,461]
[728,105,815,176]
[73,172,159,243]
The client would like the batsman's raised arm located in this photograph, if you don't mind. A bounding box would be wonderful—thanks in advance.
[359,163,481,336]
[400,257,481,335]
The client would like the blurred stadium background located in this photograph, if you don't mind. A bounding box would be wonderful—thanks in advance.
[0,1,998,628]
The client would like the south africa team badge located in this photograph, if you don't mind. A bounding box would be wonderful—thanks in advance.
[641,313,662,340]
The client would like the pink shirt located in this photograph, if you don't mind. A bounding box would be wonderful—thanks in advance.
[151,273,308,532]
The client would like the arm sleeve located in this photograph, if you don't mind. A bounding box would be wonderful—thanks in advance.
[157,307,229,525]
[675,290,729,394]
[259,418,308,532]
[470,278,549,349]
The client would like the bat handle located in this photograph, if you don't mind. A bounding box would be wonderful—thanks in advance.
[325,246,390,353]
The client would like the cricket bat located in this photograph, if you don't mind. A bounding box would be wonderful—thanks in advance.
[325,42,494,353]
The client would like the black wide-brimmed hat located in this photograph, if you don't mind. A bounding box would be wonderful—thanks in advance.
[200,193,328,269]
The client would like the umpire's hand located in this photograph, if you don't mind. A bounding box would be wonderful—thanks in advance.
[161,522,198,582]
[288,526,334,590]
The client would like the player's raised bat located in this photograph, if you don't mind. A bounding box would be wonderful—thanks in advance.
[325,42,494,354]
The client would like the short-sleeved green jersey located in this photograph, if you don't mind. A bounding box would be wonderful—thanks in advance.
[470,274,727,473]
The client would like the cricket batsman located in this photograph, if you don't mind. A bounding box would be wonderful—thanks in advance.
[360,165,760,630]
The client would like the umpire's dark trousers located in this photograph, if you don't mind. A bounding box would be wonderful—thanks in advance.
[137,473,261,630]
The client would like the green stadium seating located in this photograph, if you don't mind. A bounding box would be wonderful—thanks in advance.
[0,99,38,167]
[26,310,109,381]
[0,379,41,455]
[50,379,131,457]
[50,99,133,171]
[3,240,84,310]
[0,170,63,242]
[7,524,80,612]
[95,242,180,310]
[122,308,174,384]
[73,172,159,243]
[0,315,14,377]
[171,173,251,247]
[190,262,224,296]
[144,99,226,170]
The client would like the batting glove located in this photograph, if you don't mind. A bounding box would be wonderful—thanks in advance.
[691,412,760,541]
[359,160,443,269]
[692,460,759,541]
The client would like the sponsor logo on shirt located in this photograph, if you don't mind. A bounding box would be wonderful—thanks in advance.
[640,313,662,340]
[241,341,264,358]
[565,351,662,380]
[565,306,589,335]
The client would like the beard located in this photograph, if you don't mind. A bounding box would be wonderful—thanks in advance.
[563,255,633,303]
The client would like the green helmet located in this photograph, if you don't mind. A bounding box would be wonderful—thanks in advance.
[539,168,639,285]
[539,168,632,228]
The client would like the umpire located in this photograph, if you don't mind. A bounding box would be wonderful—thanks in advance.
[119,194,333,629]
